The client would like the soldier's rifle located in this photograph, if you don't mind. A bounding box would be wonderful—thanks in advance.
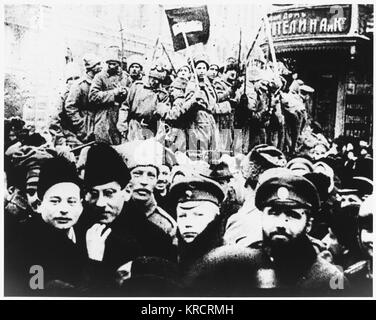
[118,17,126,72]
[161,42,177,77]
[151,36,160,64]
[243,20,263,97]
[238,28,242,74]
[70,140,96,153]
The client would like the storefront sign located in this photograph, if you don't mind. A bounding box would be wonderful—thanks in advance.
[269,5,351,39]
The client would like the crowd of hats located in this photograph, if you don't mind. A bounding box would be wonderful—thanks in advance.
[4,116,374,296]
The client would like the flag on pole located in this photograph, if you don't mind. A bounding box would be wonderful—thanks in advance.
[165,5,210,51]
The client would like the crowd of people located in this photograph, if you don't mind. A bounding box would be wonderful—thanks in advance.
[3,47,374,297]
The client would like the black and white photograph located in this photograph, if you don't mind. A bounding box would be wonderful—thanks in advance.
[2,1,374,299]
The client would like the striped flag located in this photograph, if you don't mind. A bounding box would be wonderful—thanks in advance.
[165,5,210,51]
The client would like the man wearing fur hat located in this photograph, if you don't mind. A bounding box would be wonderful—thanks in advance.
[224,144,287,247]
[81,143,175,283]
[127,54,144,85]
[6,156,86,295]
[88,47,132,145]
[117,63,169,141]
[114,139,177,240]
[65,53,102,143]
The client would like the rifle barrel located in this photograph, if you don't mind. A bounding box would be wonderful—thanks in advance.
[71,141,96,153]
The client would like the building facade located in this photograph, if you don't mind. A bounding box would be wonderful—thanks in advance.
[262,4,373,143]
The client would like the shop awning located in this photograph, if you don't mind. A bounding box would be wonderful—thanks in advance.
[265,34,370,53]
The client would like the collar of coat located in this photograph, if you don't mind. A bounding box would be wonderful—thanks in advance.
[24,215,80,246]
[177,215,225,269]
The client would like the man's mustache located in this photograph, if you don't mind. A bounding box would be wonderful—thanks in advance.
[269,230,292,240]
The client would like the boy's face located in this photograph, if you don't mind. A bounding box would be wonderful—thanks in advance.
[177,201,219,243]
[39,182,83,230]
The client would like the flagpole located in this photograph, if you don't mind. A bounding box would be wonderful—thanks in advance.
[238,27,242,72]
[245,23,263,62]
[243,19,264,97]
[161,42,177,76]
[118,17,125,71]
[182,31,199,86]
[151,35,160,65]
[263,14,279,80]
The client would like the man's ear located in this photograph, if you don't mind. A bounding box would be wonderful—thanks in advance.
[122,185,132,202]
[7,186,16,196]
[305,217,314,233]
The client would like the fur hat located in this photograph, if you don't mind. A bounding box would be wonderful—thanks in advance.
[37,156,81,200]
[127,54,144,70]
[84,143,131,189]
[105,46,121,64]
